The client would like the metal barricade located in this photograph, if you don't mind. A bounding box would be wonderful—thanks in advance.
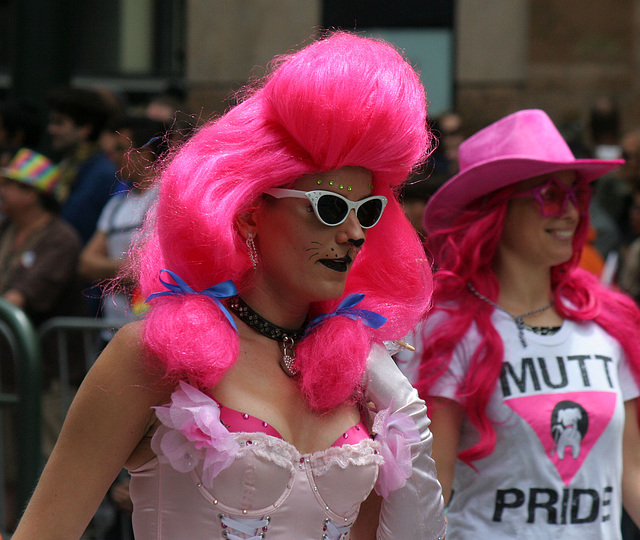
[38,317,129,540]
[38,317,124,425]
[0,298,41,532]
[0,310,126,536]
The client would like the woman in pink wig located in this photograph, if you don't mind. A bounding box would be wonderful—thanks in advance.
[411,109,640,538]
[14,32,445,539]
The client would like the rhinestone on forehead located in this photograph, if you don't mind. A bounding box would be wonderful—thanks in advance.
[316,178,353,190]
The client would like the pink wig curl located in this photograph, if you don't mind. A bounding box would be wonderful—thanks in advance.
[133,31,433,409]
[417,185,640,465]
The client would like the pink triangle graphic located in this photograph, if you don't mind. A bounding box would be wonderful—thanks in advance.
[505,391,617,486]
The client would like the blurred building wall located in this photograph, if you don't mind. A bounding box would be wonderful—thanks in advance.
[3,0,638,144]
[184,0,640,141]
[455,0,638,137]
[185,0,320,118]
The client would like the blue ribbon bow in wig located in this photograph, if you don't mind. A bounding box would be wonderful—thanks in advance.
[146,269,238,331]
[305,293,387,335]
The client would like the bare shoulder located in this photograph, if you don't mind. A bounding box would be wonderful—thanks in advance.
[107,319,144,354]
[95,321,151,375]
[79,320,173,409]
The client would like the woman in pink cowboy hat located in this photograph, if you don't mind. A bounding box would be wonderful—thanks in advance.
[13,32,446,539]
[407,109,640,538]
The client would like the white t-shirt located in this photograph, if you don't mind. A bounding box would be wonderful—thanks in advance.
[409,310,640,540]
[97,188,156,322]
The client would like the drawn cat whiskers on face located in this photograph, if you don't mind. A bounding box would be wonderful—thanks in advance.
[306,242,344,261]
[306,242,354,272]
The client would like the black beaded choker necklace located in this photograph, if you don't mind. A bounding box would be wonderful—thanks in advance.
[227,296,307,377]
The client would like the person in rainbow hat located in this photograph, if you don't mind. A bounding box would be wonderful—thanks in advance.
[402,109,640,538]
[0,148,83,326]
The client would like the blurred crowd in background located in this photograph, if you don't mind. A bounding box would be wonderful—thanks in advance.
[2,85,640,538]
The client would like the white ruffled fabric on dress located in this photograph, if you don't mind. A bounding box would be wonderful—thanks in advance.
[151,380,418,499]
[372,401,421,497]
[151,381,239,488]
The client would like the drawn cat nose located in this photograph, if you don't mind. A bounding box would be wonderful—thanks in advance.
[348,238,364,248]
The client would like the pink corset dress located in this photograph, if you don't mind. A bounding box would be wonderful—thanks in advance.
[129,382,383,539]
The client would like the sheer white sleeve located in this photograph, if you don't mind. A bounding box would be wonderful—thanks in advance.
[365,344,446,540]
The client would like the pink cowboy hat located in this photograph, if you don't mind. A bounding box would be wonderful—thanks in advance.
[423,109,624,233]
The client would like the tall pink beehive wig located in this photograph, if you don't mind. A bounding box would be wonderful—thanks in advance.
[132,31,434,409]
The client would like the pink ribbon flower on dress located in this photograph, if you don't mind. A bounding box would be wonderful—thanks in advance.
[372,402,420,498]
[151,381,239,488]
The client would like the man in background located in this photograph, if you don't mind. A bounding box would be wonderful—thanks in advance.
[46,87,121,244]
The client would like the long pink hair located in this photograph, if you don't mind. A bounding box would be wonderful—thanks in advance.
[416,184,640,465]
[132,31,433,410]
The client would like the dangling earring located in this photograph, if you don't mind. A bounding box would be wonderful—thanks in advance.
[247,232,258,269]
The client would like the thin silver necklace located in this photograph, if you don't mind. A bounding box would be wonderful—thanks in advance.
[467,282,555,347]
